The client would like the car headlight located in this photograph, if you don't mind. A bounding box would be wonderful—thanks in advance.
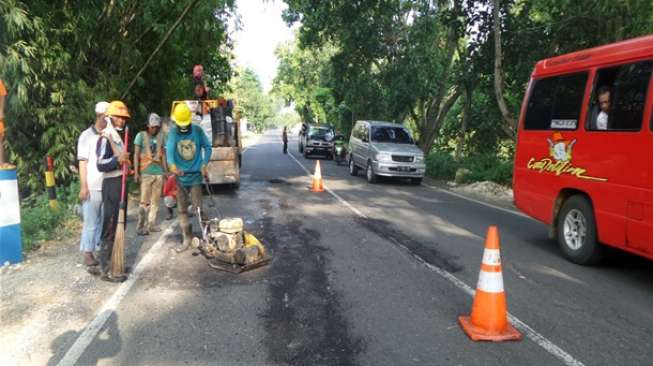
[376,153,392,162]
[414,155,424,163]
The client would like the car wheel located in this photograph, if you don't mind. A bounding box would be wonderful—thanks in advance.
[349,158,358,176]
[366,162,378,183]
[557,195,602,265]
[410,178,422,185]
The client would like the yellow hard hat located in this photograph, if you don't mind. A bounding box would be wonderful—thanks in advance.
[172,103,192,127]
[105,100,131,119]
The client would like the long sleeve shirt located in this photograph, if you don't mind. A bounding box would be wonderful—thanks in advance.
[166,124,211,187]
[96,135,124,179]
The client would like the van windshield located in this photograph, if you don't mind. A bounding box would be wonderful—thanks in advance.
[308,127,334,141]
[371,126,413,144]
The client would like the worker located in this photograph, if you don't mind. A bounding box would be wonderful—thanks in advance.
[134,113,167,235]
[96,100,131,274]
[77,101,108,270]
[166,103,211,252]
[0,79,14,169]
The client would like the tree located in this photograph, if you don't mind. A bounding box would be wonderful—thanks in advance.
[228,68,274,133]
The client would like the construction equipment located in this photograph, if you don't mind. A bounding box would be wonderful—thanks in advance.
[181,175,270,273]
[170,99,241,188]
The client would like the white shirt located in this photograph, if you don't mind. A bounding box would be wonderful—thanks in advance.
[77,126,104,191]
[596,111,608,130]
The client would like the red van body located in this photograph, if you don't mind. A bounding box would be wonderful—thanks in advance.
[513,35,653,263]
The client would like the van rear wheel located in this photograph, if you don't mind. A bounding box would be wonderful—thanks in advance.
[557,195,602,265]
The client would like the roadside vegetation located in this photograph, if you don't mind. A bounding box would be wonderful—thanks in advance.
[273,1,653,187]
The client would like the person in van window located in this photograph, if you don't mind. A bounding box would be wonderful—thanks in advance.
[595,86,611,130]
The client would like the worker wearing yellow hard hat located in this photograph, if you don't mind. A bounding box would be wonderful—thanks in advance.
[97,100,131,277]
[166,102,211,252]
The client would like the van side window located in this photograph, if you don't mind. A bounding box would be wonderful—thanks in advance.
[588,60,652,131]
[524,72,587,130]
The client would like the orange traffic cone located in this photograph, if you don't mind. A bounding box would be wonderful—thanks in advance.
[310,160,325,192]
[458,226,521,342]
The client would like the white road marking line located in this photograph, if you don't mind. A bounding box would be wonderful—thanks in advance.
[57,223,177,366]
[287,149,585,366]
[58,139,266,365]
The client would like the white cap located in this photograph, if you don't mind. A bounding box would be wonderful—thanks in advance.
[95,101,109,114]
[147,113,161,127]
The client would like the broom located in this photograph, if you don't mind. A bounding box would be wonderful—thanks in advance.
[107,125,130,282]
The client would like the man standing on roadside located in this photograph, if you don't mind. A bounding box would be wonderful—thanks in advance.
[96,101,131,275]
[0,79,14,169]
[282,126,288,154]
[134,113,166,235]
[77,102,108,270]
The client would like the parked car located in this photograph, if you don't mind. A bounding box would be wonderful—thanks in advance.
[348,120,425,184]
[299,124,335,158]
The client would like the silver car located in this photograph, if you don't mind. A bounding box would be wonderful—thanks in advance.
[348,120,426,184]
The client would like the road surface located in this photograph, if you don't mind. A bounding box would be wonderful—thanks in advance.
[50,130,653,366]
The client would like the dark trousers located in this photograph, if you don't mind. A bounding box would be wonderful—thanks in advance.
[100,176,122,269]
[283,141,288,154]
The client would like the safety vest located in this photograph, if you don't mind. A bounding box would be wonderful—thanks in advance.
[139,131,163,172]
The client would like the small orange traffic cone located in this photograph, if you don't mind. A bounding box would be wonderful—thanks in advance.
[458,226,521,342]
[310,160,325,192]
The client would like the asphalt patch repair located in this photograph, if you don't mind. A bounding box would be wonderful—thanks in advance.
[260,216,363,366]
[354,216,464,274]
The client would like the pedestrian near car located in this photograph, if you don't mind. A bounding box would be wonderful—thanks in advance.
[96,101,131,274]
[134,113,167,235]
[77,101,109,269]
[166,103,211,252]
[282,126,288,154]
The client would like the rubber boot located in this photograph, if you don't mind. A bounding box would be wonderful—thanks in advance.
[175,223,192,253]
[137,207,149,236]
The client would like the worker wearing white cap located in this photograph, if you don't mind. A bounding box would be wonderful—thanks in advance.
[76,101,109,273]
[134,112,167,235]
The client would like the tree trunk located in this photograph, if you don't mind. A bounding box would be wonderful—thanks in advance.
[455,85,472,162]
[492,0,517,140]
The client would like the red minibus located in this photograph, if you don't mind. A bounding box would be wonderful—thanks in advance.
[513,35,653,264]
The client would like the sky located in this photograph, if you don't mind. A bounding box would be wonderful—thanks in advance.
[231,0,296,92]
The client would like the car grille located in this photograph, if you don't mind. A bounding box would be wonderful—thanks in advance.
[392,155,414,163]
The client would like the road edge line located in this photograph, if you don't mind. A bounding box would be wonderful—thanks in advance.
[287,149,585,366]
[56,222,177,366]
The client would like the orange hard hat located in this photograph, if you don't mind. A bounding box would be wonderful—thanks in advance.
[105,100,131,119]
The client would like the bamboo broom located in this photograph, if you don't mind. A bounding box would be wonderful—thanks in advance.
[107,125,130,282]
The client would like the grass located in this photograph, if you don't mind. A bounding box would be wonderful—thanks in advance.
[20,180,81,251]
[425,151,513,186]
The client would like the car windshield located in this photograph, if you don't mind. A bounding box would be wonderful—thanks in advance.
[308,127,334,141]
[371,126,413,144]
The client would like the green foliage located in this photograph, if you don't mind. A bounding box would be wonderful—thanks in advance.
[1,0,236,194]
[425,151,458,181]
[227,68,274,133]
[20,180,80,251]
[425,151,513,186]
[459,155,513,186]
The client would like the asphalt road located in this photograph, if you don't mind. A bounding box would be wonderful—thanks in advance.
[51,129,653,366]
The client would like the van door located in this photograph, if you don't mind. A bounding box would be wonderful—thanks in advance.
[357,124,370,166]
[625,63,653,255]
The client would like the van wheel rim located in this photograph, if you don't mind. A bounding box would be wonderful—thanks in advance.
[563,209,587,250]
[349,160,354,173]
[367,165,372,180]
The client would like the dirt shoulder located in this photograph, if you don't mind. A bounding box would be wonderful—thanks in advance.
[423,177,516,211]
